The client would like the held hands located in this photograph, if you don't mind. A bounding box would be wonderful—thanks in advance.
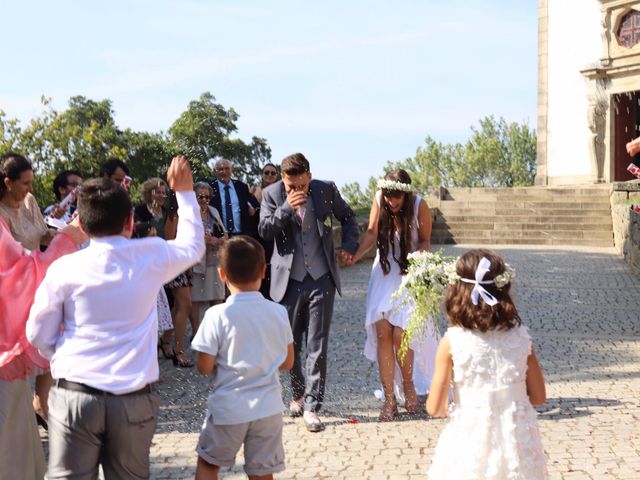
[336,249,355,266]
[167,156,193,192]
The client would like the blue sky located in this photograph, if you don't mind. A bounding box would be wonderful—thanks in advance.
[2,1,537,188]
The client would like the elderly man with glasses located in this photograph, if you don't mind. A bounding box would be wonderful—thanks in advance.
[207,158,260,239]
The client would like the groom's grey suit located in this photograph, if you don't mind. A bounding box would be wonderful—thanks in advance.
[259,179,359,412]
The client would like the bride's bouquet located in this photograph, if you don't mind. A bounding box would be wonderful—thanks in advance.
[392,249,459,362]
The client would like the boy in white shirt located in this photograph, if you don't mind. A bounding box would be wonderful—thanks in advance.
[192,236,294,480]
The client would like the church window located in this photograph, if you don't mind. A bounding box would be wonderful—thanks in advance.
[617,10,640,48]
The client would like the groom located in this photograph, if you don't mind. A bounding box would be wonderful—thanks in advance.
[259,153,359,432]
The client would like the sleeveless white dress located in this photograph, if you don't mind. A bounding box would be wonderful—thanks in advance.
[428,325,548,480]
[364,193,439,399]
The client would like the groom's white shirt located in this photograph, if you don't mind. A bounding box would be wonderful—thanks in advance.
[26,191,205,394]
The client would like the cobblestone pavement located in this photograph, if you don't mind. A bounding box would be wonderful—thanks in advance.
[148,245,640,479]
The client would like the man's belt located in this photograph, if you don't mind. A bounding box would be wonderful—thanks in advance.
[55,379,152,396]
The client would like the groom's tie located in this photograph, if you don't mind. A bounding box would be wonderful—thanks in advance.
[224,185,234,233]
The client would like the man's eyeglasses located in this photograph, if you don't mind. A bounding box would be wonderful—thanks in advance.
[263,170,278,177]
[197,194,211,200]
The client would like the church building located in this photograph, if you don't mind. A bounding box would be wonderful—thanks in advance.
[537,0,640,185]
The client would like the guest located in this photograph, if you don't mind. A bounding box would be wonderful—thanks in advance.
[427,249,547,479]
[250,162,279,204]
[134,178,169,239]
[349,170,437,421]
[134,178,179,360]
[100,158,131,188]
[162,190,196,368]
[251,163,279,299]
[26,156,204,479]
[259,153,359,432]
[0,152,54,426]
[208,158,260,238]
[190,182,227,335]
[192,236,294,480]
[0,152,52,250]
[0,216,85,480]
[44,169,83,221]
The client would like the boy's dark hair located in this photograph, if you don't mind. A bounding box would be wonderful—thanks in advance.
[445,248,521,332]
[78,178,132,237]
[219,235,265,285]
[0,152,32,199]
[281,153,310,176]
[52,169,82,200]
[99,159,129,178]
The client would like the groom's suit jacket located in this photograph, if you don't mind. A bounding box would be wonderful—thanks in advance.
[259,179,359,303]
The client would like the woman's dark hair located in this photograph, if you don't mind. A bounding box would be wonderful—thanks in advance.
[99,159,129,178]
[377,169,415,275]
[281,153,310,176]
[78,178,132,237]
[261,162,279,188]
[0,152,32,199]
[445,248,521,332]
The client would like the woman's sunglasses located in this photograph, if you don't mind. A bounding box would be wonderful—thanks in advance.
[197,194,211,200]
[263,170,278,177]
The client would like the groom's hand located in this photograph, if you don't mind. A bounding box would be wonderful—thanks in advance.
[286,190,308,209]
[336,249,354,266]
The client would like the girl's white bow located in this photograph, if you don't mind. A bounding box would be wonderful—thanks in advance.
[460,257,498,306]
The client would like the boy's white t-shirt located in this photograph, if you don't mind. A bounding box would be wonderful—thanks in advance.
[191,291,293,425]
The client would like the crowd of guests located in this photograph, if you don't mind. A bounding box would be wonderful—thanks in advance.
[0,150,549,480]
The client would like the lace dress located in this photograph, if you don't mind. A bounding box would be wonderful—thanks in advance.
[364,193,439,398]
[428,325,547,480]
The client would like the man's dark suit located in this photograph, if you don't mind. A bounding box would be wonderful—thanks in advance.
[208,178,259,238]
[259,179,359,414]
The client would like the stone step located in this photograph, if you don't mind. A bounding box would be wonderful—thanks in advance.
[431,229,613,240]
[437,200,611,209]
[433,222,613,231]
[435,215,612,225]
[431,236,614,247]
[443,186,611,198]
[436,207,611,216]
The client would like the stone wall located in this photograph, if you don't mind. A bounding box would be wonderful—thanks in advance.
[611,183,640,272]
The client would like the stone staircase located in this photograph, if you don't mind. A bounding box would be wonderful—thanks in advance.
[431,186,613,246]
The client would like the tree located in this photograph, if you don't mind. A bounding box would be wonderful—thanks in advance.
[168,92,271,183]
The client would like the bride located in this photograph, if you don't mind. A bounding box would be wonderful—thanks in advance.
[349,169,439,421]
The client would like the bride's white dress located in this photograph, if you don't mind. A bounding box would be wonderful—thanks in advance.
[364,193,439,400]
[428,325,548,479]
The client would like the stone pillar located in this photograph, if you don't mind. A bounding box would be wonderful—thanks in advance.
[536,0,549,186]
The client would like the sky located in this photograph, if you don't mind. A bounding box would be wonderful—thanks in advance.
[2,0,538,188]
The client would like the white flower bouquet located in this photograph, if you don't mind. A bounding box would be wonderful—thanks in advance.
[392,249,459,362]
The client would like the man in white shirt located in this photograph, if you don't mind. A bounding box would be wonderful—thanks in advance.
[26,156,205,479]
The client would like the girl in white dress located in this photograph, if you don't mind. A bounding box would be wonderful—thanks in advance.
[427,249,548,479]
[350,170,438,421]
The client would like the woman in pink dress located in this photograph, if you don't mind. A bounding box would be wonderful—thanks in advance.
[0,212,86,479]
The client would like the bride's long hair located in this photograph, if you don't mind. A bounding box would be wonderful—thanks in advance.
[377,169,415,275]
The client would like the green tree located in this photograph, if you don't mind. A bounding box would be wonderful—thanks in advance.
[168,92,271,183]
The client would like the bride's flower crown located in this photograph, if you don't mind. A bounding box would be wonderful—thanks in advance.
[377,179,413,192]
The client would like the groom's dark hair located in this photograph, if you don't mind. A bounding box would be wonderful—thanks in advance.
[78,178,132,237]
[281,153,310,176]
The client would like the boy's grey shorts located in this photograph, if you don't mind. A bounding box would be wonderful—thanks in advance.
[196,412,285,476]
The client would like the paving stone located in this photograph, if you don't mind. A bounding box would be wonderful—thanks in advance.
[141,245,640,479]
